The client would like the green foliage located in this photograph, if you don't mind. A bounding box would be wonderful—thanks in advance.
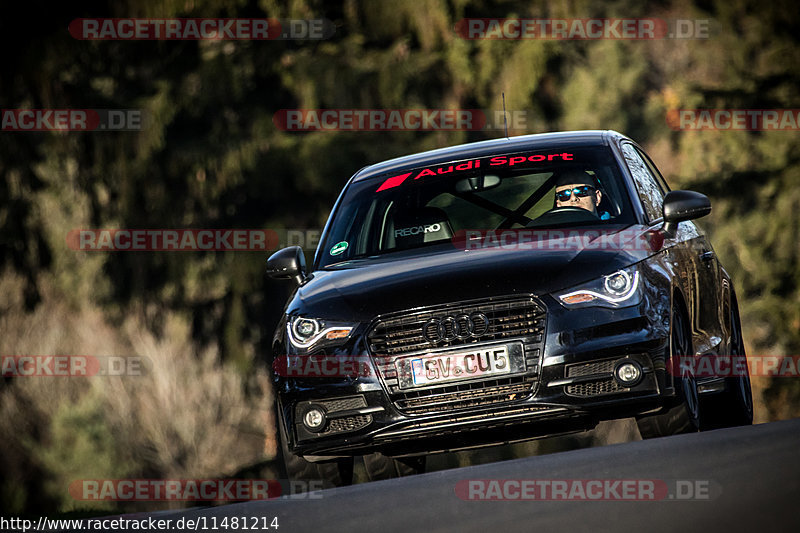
[30,386,133,512]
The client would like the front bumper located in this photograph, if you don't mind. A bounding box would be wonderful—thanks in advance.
[275,294,673,459]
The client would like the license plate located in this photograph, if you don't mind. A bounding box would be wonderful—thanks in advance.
[401,346,513,388]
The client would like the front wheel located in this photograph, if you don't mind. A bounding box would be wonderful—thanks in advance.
[637,303,701,438]
[700,291,753,429]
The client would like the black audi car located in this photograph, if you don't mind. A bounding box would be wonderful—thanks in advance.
[267,130,752,485]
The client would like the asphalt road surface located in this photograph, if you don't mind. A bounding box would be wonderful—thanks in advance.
[147,419,800,533]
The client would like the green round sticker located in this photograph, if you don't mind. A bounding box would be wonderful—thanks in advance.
[329,241,349,256]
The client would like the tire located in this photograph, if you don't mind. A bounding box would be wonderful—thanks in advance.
[276,401,353,493]
[361,452,426,482]
[700,291,753,429]
[637,302,701,438]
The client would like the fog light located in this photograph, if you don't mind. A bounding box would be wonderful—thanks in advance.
[614,361,642,386]
[302,406,326,432]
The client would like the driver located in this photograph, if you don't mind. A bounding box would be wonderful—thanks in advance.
[553,170,609,219]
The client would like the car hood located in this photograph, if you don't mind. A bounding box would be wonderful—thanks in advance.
[288,226,663,321]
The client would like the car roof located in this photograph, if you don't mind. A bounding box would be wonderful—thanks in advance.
[351,130,631,183]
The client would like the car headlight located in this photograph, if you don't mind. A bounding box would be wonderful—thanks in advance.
[557,266,641,308]
[286,316,355,350]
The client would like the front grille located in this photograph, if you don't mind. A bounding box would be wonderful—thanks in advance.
[567,358,617,378]
[369,296,546,356]
[319,397,366,412]
[566,378,626,397]
[321,415,372,435]
[367,295,546,415]
[397,378,532,414]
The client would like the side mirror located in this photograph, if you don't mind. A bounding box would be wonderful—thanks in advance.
[662,190,711,236]
[266,246,306,284]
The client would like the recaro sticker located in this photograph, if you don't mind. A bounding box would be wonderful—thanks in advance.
[394,223,442,238]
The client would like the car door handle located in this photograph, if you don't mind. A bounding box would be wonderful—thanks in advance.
[700,251,715,261]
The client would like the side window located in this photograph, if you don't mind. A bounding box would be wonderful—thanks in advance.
[636,147,671,195]
[622,143,664,222]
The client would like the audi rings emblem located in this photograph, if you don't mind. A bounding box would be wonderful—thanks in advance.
[423,312,490,343]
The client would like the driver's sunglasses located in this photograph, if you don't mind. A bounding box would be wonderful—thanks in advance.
[556,185,596,202]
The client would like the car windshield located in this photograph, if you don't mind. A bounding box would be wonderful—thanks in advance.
[318,145,636,268]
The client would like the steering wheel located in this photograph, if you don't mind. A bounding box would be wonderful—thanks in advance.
[527,206,599,227]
